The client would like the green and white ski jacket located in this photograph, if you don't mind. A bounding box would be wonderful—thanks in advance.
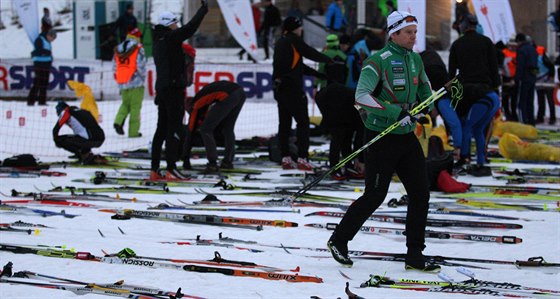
[355,40,433,134]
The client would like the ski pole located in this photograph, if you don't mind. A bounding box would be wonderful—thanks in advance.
[291,77,463,200]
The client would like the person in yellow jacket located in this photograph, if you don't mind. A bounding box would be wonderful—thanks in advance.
[112,28,146,137]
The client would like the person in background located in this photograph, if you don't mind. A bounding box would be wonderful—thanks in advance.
[315,34,346,90]
[273,16,333,171]
[535,45,556,125]
[183,81,246,174]
[259,0,282,60]
[448,14,500,176]
[28,29,56,106]
[112,28,146,138]
[501,39,518,121]
[287,0,304,19]
[307,0,324,16]
[41,7,52,33]
[514,33,538,126]
[53,101,105,165]
[113,3,137,43]
[325,0,347,33]
[327,11,438,272]
[150,2,208,181]
[371,7,387,30]
[315,46,364,181]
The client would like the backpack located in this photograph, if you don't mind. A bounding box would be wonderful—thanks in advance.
[2,154,39,168]
[182,44,197,87]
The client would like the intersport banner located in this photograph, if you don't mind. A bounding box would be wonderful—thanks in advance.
[0,59,319,102]
[471,0,515,44]
[396,0,426,52]
[216,0,259,60]
[13,0,39,44]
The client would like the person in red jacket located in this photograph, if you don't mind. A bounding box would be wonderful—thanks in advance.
[183,81,246,173]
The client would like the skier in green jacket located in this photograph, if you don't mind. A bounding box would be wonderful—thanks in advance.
[327,11,441,273]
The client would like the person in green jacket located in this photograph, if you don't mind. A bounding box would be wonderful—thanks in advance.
[315,34,347,90]
[327,11,441,273]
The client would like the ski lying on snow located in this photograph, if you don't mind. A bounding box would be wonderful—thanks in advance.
[455,199,560,212]
[381,207,535,221]
[6,189,144,203]
[194,188,353,202]
[0,199,98,208]
[305,223,523,244]
[187,194,349,209]
[0,204,79,218]
[305,211,523,229]
[149,202,300,213]
[99,208,298,228]
[437,190,559,201]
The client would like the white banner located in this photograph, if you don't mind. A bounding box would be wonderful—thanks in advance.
[216,0,259,60]
[396,0,426,52]
[471,0,516,44]
[13,0,39,44]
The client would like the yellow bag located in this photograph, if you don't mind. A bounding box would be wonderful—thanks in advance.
[67,80,99,122]
[431,125,454,151]
[492,119,538,140]
[498,133,560,162]
[414,115,432,157]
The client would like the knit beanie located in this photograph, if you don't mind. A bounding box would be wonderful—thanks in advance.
[127,28,142,41]
[326,34,339,47]
[283,16,302,32]
[386,11,418,36]
[56,101,68,115]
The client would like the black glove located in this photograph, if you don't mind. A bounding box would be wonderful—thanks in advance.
[397,110,420,127]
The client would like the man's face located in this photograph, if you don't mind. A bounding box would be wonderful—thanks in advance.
[391,25,417,50]
[293,27,303,37]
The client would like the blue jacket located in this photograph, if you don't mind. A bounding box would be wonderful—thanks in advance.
[325,2,347,31]
[31,33,53,63]
[515,42,538,83]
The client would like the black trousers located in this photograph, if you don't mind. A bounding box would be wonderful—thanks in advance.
[501,81,518,121]
[54,135,104,156]
[197,88,246,164]
[151,89,186,171]
[334,130,430,252]
[28,62,51,105]
[329,126,364,167]
[276,92,309,159]
[536,87,556,121]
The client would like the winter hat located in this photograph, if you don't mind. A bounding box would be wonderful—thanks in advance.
[127,28,142,41]
[339,34,351,45]
[158,11,178,27]
[55,100,68,115]
[282,16,302,32]
[325,34,339,47]
[459,14,478,33]
[386,11,418,36]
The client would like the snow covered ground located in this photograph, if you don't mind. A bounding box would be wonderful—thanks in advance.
[1,1,560,298]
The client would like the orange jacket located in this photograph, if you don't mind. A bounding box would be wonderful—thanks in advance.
[502,48,516,78]
[115,45,141,84]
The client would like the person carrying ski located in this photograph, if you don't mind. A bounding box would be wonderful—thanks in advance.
[327,11,440,273]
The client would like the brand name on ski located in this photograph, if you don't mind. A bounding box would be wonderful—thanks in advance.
[267,273,297,281]
[121,258,154,267]
[130,211,160,217]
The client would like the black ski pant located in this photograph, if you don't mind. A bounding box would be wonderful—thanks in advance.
[276,92,309,159]
[536,87,556,121]
[334,130,430,252]
[54,135,104,156]
[501,80,518,121]
[151,89,186,171]
[28,62,51,105]
[198,88,246,164]
[517,80,536,125]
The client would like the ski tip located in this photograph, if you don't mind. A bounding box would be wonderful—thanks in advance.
[292,266,300,272]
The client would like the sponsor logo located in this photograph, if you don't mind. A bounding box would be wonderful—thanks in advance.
[391,60,403,65]
[267,273,297,281]
[380,51,392,60]
[122,258,155,267]
[392,67,404,73]
[0,65,90,91]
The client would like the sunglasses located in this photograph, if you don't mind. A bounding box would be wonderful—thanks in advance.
[387,15,417,32]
